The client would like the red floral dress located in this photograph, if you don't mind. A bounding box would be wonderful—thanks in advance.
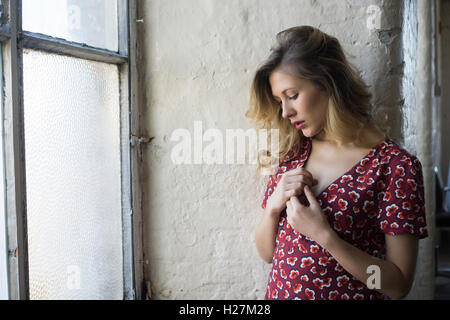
[261,136,428,300]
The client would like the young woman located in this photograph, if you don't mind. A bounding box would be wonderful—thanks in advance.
[246,26,428,300]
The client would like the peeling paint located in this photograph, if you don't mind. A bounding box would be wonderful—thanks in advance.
[378,27,402,45]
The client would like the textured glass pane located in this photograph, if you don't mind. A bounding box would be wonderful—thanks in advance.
[23,0,118,51]
[23,49,123,300]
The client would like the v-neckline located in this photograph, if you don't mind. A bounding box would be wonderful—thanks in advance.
[302,136,389,198]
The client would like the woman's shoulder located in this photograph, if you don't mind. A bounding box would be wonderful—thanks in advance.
[381,137,420,161]
[376,136,423,177]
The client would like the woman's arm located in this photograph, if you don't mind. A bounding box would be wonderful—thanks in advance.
[319,230,419,300]
[256,168,319,263]
[255,207,280,263]
[286,185,419,300]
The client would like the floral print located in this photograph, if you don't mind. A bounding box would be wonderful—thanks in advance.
[261,136,428,300]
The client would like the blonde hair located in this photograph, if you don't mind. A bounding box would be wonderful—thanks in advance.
[245,25,386,176]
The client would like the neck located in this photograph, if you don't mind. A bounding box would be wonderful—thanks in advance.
[313,126,386,149]
[314,130,351,148]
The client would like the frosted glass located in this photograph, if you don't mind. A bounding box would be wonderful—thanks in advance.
[23,49,123,299]
[22,0,118,52]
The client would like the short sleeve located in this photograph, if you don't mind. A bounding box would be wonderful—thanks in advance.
[377,156,428,239]
[261,174,277,210]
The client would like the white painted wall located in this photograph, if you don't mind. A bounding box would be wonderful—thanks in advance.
[140,0,434,299]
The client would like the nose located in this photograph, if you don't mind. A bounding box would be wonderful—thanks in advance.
[281,101,295,119]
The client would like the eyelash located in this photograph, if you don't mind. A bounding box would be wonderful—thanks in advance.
[276,94,298,105]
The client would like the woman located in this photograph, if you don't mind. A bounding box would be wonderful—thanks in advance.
[246,26,428,300]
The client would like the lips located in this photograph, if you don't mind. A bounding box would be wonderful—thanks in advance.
[292,121,306,129]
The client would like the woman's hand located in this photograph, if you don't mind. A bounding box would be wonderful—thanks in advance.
[286,185,333,246]
[266,167,318,216]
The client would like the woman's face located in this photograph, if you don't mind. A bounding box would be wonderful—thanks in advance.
[269,67,329,138]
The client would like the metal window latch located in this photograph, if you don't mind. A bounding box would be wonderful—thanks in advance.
[8,248,18,258]
[130,135,153,147]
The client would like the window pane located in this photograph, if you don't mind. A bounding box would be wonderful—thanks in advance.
[23,49,123,299]
[22,0,118,52]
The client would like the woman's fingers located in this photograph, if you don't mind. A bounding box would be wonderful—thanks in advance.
[281,168,319,201]
[285,174,313,186]
[283,189,296,199]
[285,176,316,189]
[285,167,313,179]
[283,182,308,200]
[284,168,318,186]
[289,195,302,209]
[303,185,319,208]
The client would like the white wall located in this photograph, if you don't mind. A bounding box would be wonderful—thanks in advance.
[140,0,433,299]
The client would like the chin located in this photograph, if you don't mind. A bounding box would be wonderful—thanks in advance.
[301,128,314,138]
[306,127,323,138]
[301,131,310,138]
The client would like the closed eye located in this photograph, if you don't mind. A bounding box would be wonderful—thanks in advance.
[273,93,298,105]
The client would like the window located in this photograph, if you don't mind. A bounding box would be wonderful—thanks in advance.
[0,0,142,299]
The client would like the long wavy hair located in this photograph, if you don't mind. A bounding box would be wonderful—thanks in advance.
[246,25,386,176]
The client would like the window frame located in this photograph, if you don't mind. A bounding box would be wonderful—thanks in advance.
[0,0,144,300]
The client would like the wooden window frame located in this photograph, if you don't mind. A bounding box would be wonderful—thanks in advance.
[0,0,144,300]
